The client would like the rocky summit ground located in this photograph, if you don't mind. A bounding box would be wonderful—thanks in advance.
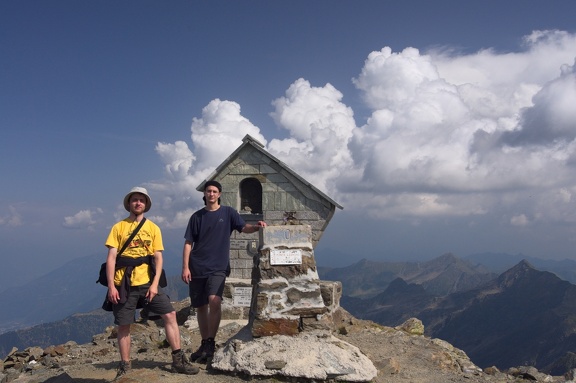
[2,303,572,383]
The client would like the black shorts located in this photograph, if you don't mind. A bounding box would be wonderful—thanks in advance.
[113,284,174,326]
[188,273,226,308]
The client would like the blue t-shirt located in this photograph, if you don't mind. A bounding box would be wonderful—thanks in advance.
[184,205,246,277]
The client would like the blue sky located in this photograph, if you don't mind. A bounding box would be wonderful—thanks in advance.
[2,1,576,291]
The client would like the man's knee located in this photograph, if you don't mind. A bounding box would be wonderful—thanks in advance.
[162,310,177,322]
[208,294,221,302]
[117,324,131,336]
[208,295,222,309]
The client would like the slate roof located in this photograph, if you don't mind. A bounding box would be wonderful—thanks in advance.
[197,134,343,210]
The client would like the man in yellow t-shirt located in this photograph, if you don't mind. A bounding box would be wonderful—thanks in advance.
[105,186,198,379]
[105,216,163,287]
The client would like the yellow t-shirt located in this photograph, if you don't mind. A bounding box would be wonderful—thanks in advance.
[105,218,164,286]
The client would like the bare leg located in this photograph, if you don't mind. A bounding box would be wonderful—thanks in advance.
[207,295,222,338]
[161,311,181,350]
[195,304,209,340]
[117,325,131,362]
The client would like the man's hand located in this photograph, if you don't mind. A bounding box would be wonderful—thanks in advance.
[182,268,192,284]
[107,286,120,304]
[146,285,158,303]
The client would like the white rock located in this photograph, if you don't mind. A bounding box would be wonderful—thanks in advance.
[211,327,377,382]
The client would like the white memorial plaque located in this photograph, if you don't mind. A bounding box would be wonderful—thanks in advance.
[270,249,302,265]
[233,287,252,307]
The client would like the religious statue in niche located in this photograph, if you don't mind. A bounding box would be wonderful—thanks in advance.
[283,211,298,225]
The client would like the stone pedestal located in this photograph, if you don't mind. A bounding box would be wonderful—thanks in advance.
[211,225,377,382]
[249,225,342,337]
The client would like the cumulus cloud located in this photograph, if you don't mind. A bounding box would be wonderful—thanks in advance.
[511,214,530,227]
[0,205,23,227]
[156,141,196,180]
[62,208,103,229]
[506,60,576,145]
[190,99,267,171]
[148,99,268,228]
[268,78,357,192]
[150,30,576,231]
[344,30,576,222]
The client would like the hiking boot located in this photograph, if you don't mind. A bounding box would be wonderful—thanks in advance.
[171,350,199,375]
[205,338,216,358]
[195,338,216,364]
[190,339,207,362]
[114,360,131,381]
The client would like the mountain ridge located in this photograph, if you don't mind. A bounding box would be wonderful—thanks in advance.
[4,252,576,374]
[418,260,576,371]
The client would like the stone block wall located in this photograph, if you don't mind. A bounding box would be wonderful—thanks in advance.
[212,145,337,280]
[248,225,342,337]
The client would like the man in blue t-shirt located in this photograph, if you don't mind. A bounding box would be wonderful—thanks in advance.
[181,180,266,363]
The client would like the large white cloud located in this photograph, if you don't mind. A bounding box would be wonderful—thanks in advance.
[151,30,576,229]
[343,30,576,222]
[189,99,267,171]
[149,99,267,228]
[268,78,357,193]
[156,141,195,180]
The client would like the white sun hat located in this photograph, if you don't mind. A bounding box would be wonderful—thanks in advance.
[123,186,152,212]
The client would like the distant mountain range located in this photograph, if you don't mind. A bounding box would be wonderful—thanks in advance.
[3,251,574,335]
[3,251,576,372]
[0,253,106,334]
[465,252,576,284]
[319,254,576,373]
[420,260,576,373]
[0,310,113,358]
[319,253,497,298]
[0,251,189,357]
[0,252,188,334]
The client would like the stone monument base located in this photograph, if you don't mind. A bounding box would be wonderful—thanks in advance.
[211,326,378,382]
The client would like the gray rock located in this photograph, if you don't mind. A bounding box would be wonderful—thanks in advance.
[211,327,377,382]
